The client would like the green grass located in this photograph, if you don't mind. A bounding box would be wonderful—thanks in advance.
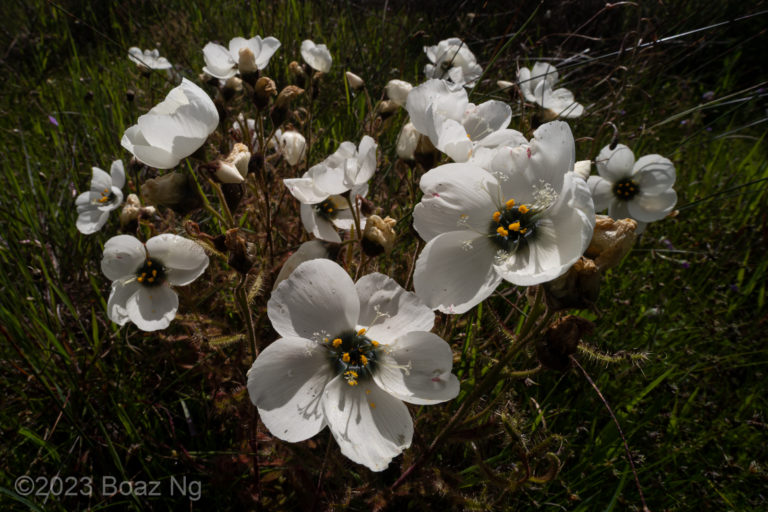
[1,0,767,510]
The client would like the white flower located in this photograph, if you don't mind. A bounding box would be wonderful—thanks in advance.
[301,40,332,73]
[587,144,677,233]
[278,130,307,166]
[396,122,420,160]
[412,121,595,314]
[423,37,483,88]
[128,47,172,70]
[247,259,459,471]
[121,79,219,169]
[101,234,209,331]
[75,160,125,234]
[202,36,281,79]
[406,79,516,163]
[517,62,584,119]
[385,79,413,107]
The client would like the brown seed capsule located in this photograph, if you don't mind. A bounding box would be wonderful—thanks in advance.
[362,215,397,257]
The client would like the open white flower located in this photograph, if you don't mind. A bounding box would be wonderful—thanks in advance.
[301,40,332,73]
[202,36,281,79]
[413,121,595,314]
[101,234,209,331]
[406,79,515,163]
[75,160,125,234]
[424,37,483,88]
[128,47,172,70]
[587,144,677,232]
[247,259,459,471]
[121,79,219,169]
[517,62,584,119]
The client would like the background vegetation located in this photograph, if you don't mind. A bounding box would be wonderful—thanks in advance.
[1,0,766,510]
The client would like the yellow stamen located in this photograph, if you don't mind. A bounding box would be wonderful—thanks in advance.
[492,211,501,222]
[496,226,509,237]
[369,402,376,409]
[357,328,366,335]
[152,269,157,277]
[365,389,371,395]
[332,338,342,347]
[137,276,143,282]
[360,355,368,366]
[371,340,379,347]
[103,188,109,194]
[520,228,528,234]
[141,272,147,277]
[147,260,152,266]
[342,353,350,363]
[505,198,516,209]
[509,221,521,232]
[148,277,154,283]
[518,205,529,214]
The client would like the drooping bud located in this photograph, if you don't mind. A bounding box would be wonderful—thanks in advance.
[361,215,397,257]
[345,71,364,90]
[384,79,412,107]
[141,172,201,214]
[253,76,277,110]
[585,215,638,271]
[497,80,515,92]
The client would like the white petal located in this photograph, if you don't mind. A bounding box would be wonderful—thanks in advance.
[608,198,632,221]
[385,79,412,107]
[634,155,675,194]
[517,67,536,102]
[202,42,236,79]
[588,175,613,212]
[344,136,377,187]
[300,40,332,72]
[532,62,558,89]
[107,279,141,326]
[284,176,330,204]
[405,79,467,135]
[121,125,181,169]
[526,121,574,193]
[300,203,342,243]
[596,144,635,182]
[76,208,109,234]
[542,87,583,118]
[322,376,413,472]
[628,188,677,223]
[101,235,145,281]
[268,259,358,340]
[435,116,473,163]
[374,331,459,405]
[126,285,179,331]
[413,231,502,314]
[247,336,332,442]
[413,163,499,241]
[90,167,112,192]
[355,273,434,341]
[109,160,126,189]
[255,36,281,69]
[146,234,209,286]
[462,101,512,141]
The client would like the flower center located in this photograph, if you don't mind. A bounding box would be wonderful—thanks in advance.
[314,198,339,221]
[135,257,166,287]
[324,328,380,386]
[489,198,537,252]
[613,178,640,201]
[94,188,116,205]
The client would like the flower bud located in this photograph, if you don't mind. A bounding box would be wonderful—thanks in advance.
[497,80,515,92]
[396,122,420,161]
[345,71,364,90]
[279,130,307,166]
[573,160,591,181]
[141,172,201,214]
[253,76,277,110]
[585,215,638,271]
[119,193,156,231]
[213,143,251,183]
[271,85,305,127]
[288,60,307,85]
[361,215,397,257]
[385,79,412,107]
[238,47,258,74]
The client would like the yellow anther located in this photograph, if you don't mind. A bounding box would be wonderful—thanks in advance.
[509,221,521,232]
[347,380,358,386]
[371,340,379,347]
[365,389,371,395]
[369,402,376,409]
[327,207,333,212]
[137,276,143,282]
[360,355,368,366]
[141,272,147,277]
[323,337,329,344]
[147,260,152,266]
[520,228,528,234]
[357,328,366,335]
[505,198,516,209]
[342,353,350,363]
[103,188,109,194]
[332,338,342,347]
[492,211,501,222]
[518,205,529,214]
[496,226,509,237]
[98,196,108,203]
[152,269,157,277]
[148,277,154,283]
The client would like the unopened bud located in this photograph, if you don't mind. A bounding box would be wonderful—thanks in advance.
[288,60,307,85]
[362,215,397,257]
[279,130,307,166]
[253,76,277,110]
[271,85,305,127]
[345,71,364,90]
[214,143,251,183]
[384,79,412,107]
[585,215,638,271]
[396,122,420,161]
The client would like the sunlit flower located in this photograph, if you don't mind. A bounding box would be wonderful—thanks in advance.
[75,160,125,234]
[406,79,519,164]
[587,144,677,232]
[121,79,219,169]
[101,234,209,331]
[517,62,584,119]
[423,37,483,88]
[278,130,307,166]
[202,36,281,79]
[412,121,595,313]
[128,47,172,70]
[385,79,413,107]
[247,259,459,471]
[301,40,332,73]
